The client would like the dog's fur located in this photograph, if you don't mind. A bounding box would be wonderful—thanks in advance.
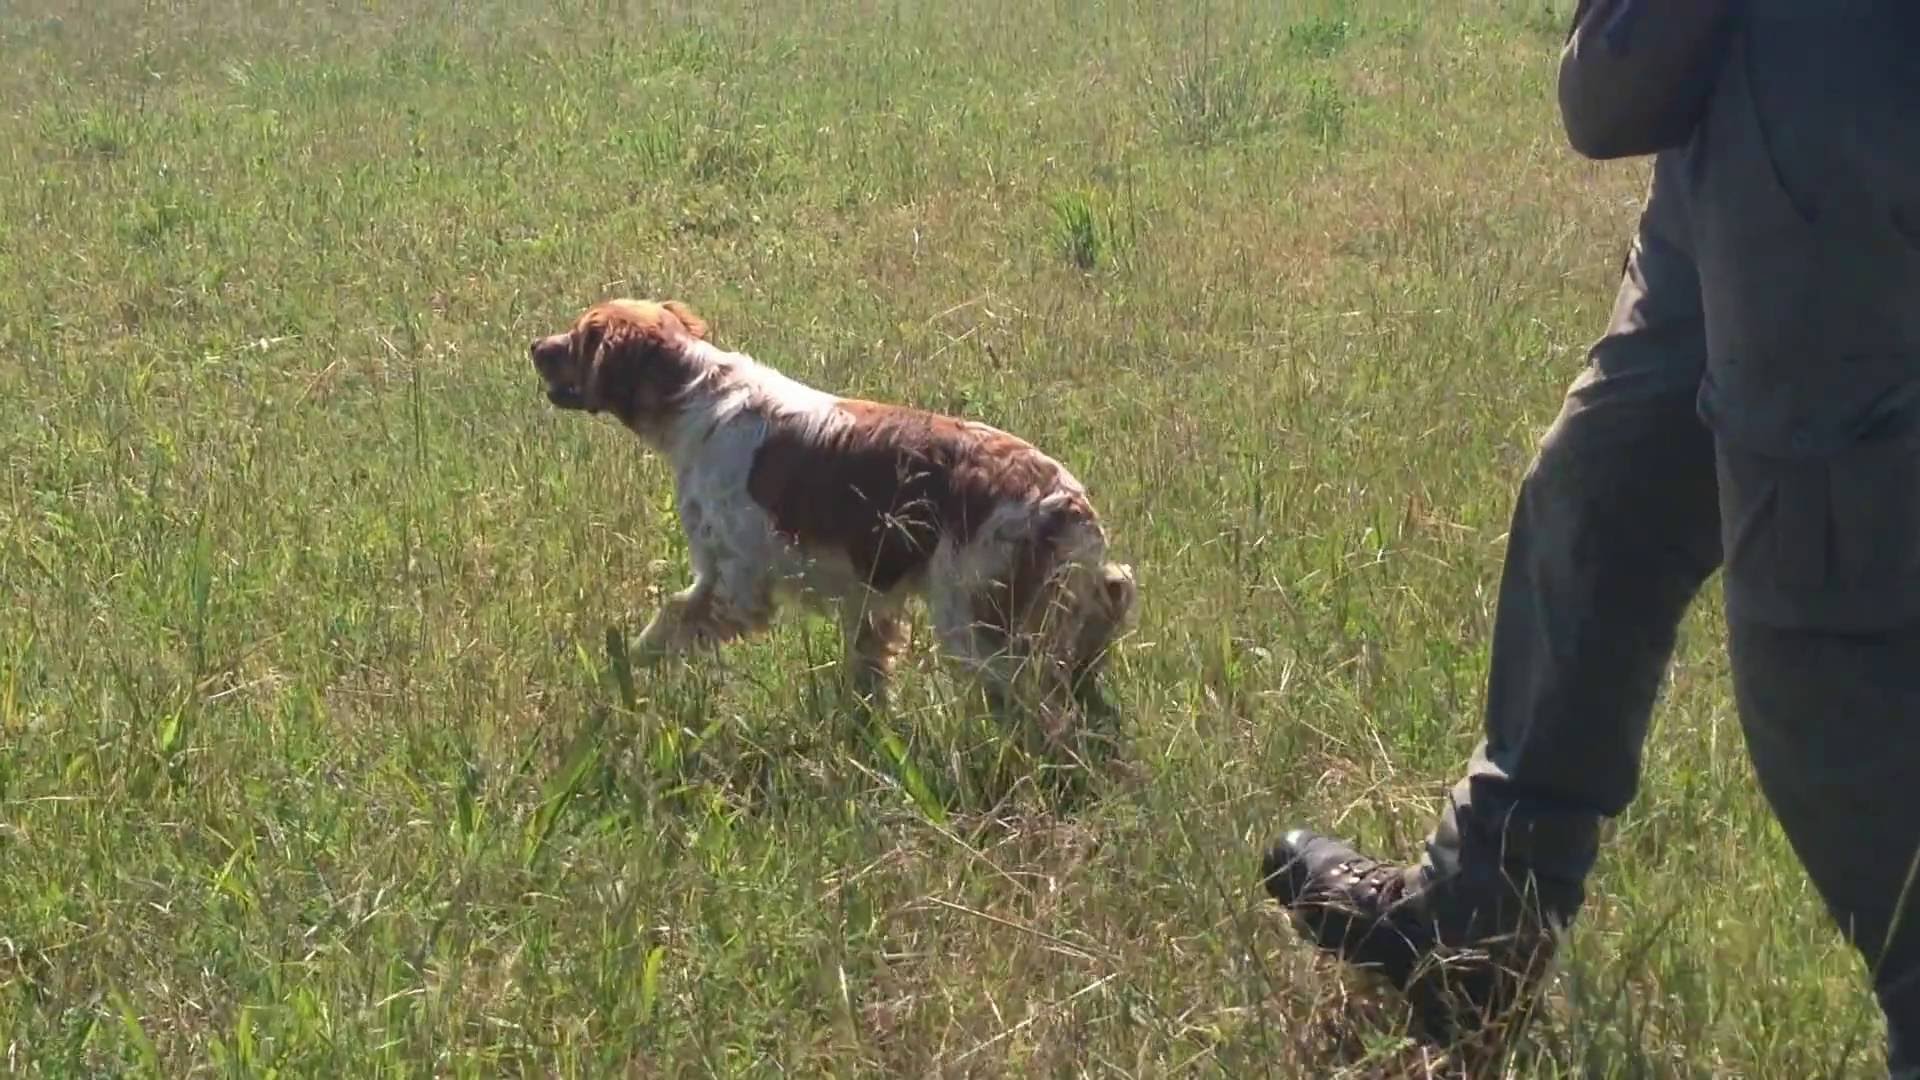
[529,298,1136,721]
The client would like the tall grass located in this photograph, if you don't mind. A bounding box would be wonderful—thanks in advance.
[0,0,1884,1075]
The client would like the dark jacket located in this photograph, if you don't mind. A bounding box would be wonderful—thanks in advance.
[1684,9,1920,458]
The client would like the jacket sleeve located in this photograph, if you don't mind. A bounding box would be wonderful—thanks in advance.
[1558,0,1743,160]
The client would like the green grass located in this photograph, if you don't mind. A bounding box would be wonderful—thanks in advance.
[0,0,1887,1074]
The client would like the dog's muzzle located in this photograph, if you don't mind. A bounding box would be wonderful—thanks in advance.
[545,383,588,410]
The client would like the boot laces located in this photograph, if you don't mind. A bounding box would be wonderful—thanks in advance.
[1319,855,1412,912]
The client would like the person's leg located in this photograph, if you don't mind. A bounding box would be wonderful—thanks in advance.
[1423,184,1725,902]
[1725,613,1920,1077]
[1691,12,1920,1071]
[1262,152,1723,1041]
[1715,435,1920,1076]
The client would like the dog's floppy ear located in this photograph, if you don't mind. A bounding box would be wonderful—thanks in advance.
[579,309,700,422]
[564,315,607,412]
[662,300,708,341]
[579,316,636,415]
[571,316,606,376]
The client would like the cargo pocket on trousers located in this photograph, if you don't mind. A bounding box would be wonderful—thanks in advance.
[1720,438,1920,632]
[1826,438,1920,598]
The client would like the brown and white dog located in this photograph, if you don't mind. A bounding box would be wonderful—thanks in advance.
[529,298,1136,720]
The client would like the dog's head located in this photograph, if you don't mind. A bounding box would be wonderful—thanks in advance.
[529,299,710,426]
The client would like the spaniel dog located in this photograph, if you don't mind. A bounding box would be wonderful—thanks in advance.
[528,298,1136,721]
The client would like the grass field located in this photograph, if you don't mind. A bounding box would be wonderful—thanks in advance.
[0,0,1890,1075]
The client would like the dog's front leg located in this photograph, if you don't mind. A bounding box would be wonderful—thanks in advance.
[635,582,714,661]
[635,573,772,664]
[840,602,910,709]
